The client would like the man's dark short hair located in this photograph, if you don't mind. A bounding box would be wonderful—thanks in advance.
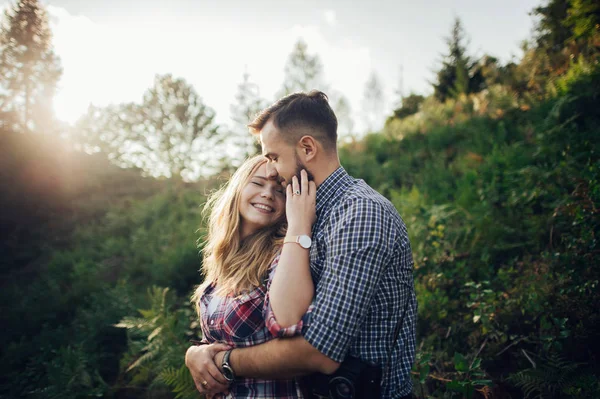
[248,90,338,152]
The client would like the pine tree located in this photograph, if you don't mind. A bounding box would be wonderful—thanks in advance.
[0,0,62,133]
[362,71,384,133]
[76,74,221,180]
[531,0,571,54]
[332,94,354,137]
[278,40,326,97]
[433,17,483,102]
[230,69,266,162]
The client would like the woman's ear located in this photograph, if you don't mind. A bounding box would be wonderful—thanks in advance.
[298,136,317,162]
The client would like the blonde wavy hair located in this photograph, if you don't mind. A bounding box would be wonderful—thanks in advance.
[191,156,286,314]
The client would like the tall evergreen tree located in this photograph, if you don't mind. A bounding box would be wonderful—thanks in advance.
[332,94,354,137]
[76,74,220,180]
[0,0,62,133]
[532,0,600,60]
[531,0,571,53]
[278,40,326,97]
[362,71,384,133]
[433,17,484,102]
[230,69,266,161]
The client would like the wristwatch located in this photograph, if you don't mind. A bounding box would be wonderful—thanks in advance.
[221,349,236,383]
[284,234,312,249]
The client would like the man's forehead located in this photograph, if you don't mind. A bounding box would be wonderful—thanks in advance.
[259,119,281,142]
[253,174,283,183]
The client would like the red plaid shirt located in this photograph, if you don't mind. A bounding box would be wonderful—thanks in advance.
[199,251,313,398]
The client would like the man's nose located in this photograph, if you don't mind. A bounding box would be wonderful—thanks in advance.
[265,162,278,179]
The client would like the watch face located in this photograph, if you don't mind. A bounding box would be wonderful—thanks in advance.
[298,235,312,249]
[222,364,235,382]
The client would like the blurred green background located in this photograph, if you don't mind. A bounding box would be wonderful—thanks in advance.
[1,0,599,398]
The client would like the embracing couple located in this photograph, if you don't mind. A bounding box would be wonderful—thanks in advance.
[185,91,417,399]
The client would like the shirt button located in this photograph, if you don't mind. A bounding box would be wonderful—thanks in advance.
[210,320,214,325]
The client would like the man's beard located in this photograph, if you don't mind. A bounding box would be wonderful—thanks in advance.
[294,152,315,182]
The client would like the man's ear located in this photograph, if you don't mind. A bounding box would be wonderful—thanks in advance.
[298,136,317,162]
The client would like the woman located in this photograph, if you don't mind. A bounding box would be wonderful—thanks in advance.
[188,155,316,398]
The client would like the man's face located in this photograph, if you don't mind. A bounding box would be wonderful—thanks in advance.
[259,119,302,184]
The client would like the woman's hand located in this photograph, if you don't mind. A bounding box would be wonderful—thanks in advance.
[286,169,316,235]
[185,342,231,396]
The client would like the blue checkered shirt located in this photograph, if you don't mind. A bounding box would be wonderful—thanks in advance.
[303,167,417,398]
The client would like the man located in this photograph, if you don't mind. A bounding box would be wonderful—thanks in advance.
[186,90,417,398]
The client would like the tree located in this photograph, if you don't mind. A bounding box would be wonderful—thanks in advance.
[278,40,326,97]
[229,69,266,162]
[76,74,221,181]
[532,0,600,61]
[0,0,62,133]
[531,0,571,54]
[564,0,600,45]
[433,17,484,102]
[392,93,425,120]
[362,71,385,133]
[331,94,354,137]
[520,0,599,95]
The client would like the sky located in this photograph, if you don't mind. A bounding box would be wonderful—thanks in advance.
[2,0,542,134]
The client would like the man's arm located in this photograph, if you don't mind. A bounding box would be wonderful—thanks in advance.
[302,198,393,363]
[214,336,340,379]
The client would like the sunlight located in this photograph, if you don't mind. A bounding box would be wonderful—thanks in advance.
[46,5,375,130]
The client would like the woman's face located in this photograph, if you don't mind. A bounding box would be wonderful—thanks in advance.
[239,163,286,239]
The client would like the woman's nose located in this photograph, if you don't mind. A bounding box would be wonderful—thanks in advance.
[261,187,274,199]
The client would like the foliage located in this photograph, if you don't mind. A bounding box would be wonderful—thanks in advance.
[114,286,201,395]
[158,365,200,399]
[0,0,62,133]
[331,93,355,137]
[508,352,600,399]
[76,74,222,181]
[229,70,266,164]
[391,93,425,120]
[343,63,600,398]
[0,149,209,397]
[2,1,600,398]
[433,18,485,103]
[277,39,326,97]
[524,0,599,97]
[362,70,385,132]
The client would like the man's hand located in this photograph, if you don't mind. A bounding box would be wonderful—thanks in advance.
[185,343,232,396]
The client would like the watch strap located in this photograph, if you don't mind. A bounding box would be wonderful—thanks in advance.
[284,236,299,244]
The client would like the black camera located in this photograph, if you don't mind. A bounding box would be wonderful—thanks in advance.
[302,356,382,399]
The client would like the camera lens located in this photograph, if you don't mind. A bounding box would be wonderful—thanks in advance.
[329,377,354,399]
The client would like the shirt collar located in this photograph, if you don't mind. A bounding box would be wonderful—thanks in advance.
[315,166,351,217]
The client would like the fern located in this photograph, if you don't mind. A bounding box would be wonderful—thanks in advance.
[30,345,108,399]
[508,352,586,399]
[116,285,203,397]
[159,365,201,399]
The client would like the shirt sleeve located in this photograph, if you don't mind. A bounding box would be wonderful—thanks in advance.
[303,198,393,362]
[263,249,313,338]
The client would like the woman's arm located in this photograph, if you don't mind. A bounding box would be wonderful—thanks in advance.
[268,169,316,327]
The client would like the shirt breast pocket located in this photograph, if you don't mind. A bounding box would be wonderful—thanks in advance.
[222,286,266,340]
